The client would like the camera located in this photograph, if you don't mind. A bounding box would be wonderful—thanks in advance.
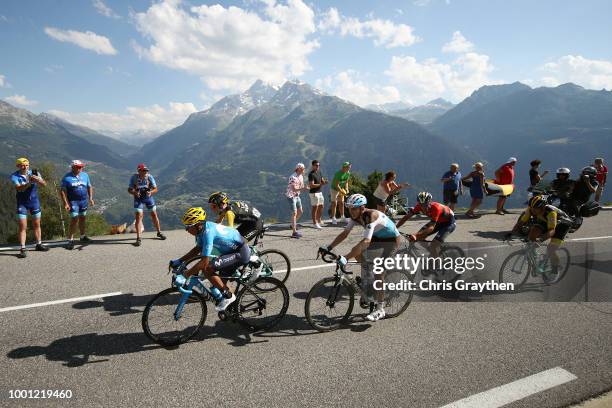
[32,169,40,177]
[138,187,151,200]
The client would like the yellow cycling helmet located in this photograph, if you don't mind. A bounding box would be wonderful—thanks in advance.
[528,195,546,209]
[16,157,29,166]
[181,207,206,226]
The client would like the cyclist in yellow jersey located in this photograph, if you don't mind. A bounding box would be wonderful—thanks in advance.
[208,191,264,242]
[511,195,573,277]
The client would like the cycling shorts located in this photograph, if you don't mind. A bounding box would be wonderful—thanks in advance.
[134,197,156,212]
[17,200,41,219]
[69,199,88,218]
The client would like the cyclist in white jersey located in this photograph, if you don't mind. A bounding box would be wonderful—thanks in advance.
[323,194,401,321]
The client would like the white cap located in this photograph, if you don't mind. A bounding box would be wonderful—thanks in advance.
[296,162,305,169]
[507,157,517,163]
[70,159,85,167]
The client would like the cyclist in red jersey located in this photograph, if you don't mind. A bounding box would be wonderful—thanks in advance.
[396,192,456,257]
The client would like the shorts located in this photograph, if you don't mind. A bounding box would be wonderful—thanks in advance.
[421,218,456,243]
[443,190,459,204]
[309,192,324,206]
[330,189,346,201]
[287,196,302,213]
[532,222,571,244]
[373,196,387,207]
[134,197,156,212]
[212,238,251,277]
[17,201,41,219]
[69,199,88,218]
[238,219,264,242]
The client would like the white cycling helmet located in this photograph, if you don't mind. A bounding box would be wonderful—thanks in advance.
[346,194,367,208]
[556,167,570,175]
[416,191,433,204]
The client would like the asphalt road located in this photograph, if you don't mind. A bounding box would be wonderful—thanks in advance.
[1,210,611,408]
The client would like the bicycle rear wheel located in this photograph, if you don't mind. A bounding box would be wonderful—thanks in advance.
[499,250,531,288]
[235,277,289,331]
[434,245,466,283]
[305,277,355,332]
[382,269,414,318]
[142,288,207,346]
[257,249,291,285]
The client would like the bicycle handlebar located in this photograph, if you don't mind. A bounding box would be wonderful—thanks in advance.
[317,247,351,274]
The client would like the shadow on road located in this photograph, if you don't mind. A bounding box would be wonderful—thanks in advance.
[469,230,510,241]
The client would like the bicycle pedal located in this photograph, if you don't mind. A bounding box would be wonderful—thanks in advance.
[218,311,228,321]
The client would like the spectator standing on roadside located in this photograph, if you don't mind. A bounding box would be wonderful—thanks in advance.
[60,160,94,250]
[308,160,328,229]
[128,163,166,247]
[441,163,462,211]
[494,157,517,215]
[593,158,607,202]
[330,161,351,224]
[11,157,49,258]
[373,171,409,212]
[286,163,308,238]
[528,160,548,190]
[462,162,486,218]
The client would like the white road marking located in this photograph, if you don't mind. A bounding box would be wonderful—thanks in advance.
[0,292,122,313]
[570,235,612,241]
[439,367,577,408]
[271,262,360,274]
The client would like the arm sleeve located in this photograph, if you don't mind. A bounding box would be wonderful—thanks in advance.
[201,228,215,257]
[128,175,135,189]
[149,175,157,188]
[363,215,383,240]
[546,211,557,231]
[226,210,236,228]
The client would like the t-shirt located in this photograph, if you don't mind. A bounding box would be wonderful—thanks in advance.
[595,165,608,185]
[442,171,462,191]
[332,170,350,191]
[195,221,244,257]
[308,170,322,194]
[61,171,91,201]
[285,172,304,198]
[11,170,39,204]
[496,164,515,185]
[529,168,540,186]
[410,202,454,224]
[572,178,598,203]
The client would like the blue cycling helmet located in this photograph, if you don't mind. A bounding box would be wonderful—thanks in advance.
[346,194,367,208]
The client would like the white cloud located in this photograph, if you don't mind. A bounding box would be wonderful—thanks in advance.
[44,64,63,74]
[539,55,612,90]
[0,74,7,87]
[442,31,474,53]
[319,8,420,48]
[0,15,8,22]
[315,71,402,107]
[48,102,198,136]
[93,0,120,19]
[385,31,499,103]
[4,94,39,106]
[44,27,118,55]
[131,0,318,92]
[414,0,450,5]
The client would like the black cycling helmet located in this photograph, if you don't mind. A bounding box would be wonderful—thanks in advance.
[208,191,229,207]
[581,166,597,177]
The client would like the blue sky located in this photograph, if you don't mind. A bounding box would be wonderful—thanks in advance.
[1,0,611,137]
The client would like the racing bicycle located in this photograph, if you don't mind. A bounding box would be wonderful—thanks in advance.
[498,235,570,287]
[397,233,466,283]
[304,248,413,332]
[142,256,289,346]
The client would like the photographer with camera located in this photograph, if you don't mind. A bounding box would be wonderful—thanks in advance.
[128,163,166,246]
[61,160,94,249]
[10,157,49,258]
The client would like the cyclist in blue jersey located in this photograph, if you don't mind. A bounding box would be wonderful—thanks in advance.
[61,160,94,249]
[322,194,401,321]
[11,157,49,258]
[170,207,253,311]
[127,163,165,246]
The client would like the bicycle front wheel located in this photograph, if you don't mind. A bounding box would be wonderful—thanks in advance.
[499,250,531,288]
[541,247,571,284]
[142,288,207,346]
[305,277,355,332]
[383,269,414,318]
[236,277,289,331]
[258,249,291,285]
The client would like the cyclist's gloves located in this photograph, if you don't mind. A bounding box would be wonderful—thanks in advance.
[169,259,182,268]
[337,256,348,267]
[174,274,187,287]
